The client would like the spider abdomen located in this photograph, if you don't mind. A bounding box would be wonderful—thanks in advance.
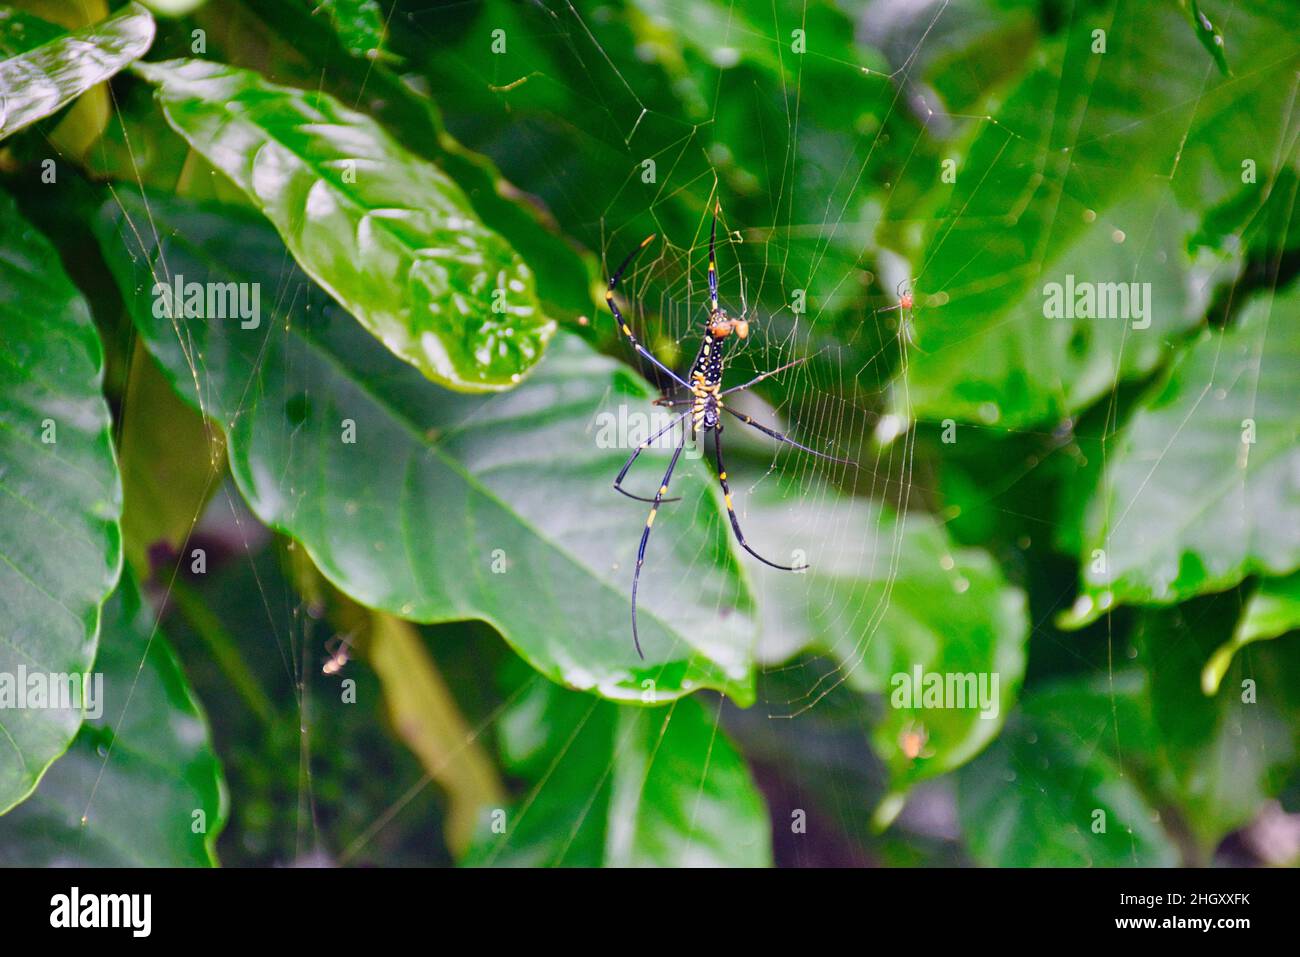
[689,337,726,434]
[690,329,728,386]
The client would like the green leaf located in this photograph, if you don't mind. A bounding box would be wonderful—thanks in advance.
[1193,166,1300,260]
[465,674,771,866]
[958,672,1180,867]
[858,0,1039,115]
[132,57,555,392]
[0,189,122,814]
[0,7,63,57]
[1180,0,1229,75]
[307,0,391,61]
[1236,572,1300,644]
[244,0,598,327]
[1203,571,1300,693]
[96,191,756,704]
[0,571,227,865]
[627,0,792,78]
[140,1,207,17]
[1137,597,1295,847]
[1166,3,1300,220]
[888,0,1300,428]
[0,1,154,143]
[968,592,1296,863]
[744,483,1028,799]
[1068,283,1300,625]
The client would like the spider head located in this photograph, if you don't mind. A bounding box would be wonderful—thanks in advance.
[707,310,749,340]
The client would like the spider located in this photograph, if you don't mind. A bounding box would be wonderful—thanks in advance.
[880,279,920,349]
[605,203,856,659]
[898,719,936,762]
[321,631,355,676]
[877,278,916,315]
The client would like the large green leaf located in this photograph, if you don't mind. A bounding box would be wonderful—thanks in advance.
[1234,572,1300,646]
[1188,155,1300,386]
[465,672,771,866]
[745,482,1028,802]
[245,0,598,327]
[0,572,227,865]
[963,595,1297,865]
[0,190,122,814]
[1069,282,1300,624]
[0,1,154,143]
[958,672,1179,867]
[1137,596,1296,848]
[887,0,1300,427]
[132,57,555,392]
[1203,571,1300,694]
[1166,3,1300,220]
[96,191,757,703]
[1193,166,1300,260]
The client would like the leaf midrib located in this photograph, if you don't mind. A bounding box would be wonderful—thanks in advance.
[288,317,704,648]
[136,205,722,657]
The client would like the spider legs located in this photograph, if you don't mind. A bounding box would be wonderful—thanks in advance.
[723,407,857,467]
[607,234,693,390]
[614,411,688,503]
[708,201,720,313]
[720,355,811,396]
[658,353,813,408]
[713,426,805,572]
[631,436,687,660]
[661,392,856,466]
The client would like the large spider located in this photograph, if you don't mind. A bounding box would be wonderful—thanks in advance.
[605,203,856,658]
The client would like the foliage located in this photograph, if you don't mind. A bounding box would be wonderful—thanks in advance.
[0,0,1297,868]
[0,190,122,814]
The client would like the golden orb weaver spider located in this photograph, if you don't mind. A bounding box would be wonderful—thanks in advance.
[605,203,857,658]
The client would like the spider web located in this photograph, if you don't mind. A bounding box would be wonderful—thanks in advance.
[36,0,1297,868]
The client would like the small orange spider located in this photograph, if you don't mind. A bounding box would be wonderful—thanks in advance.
[898,719,936,762]
[322,632,355,676]
[888,278,916,313]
